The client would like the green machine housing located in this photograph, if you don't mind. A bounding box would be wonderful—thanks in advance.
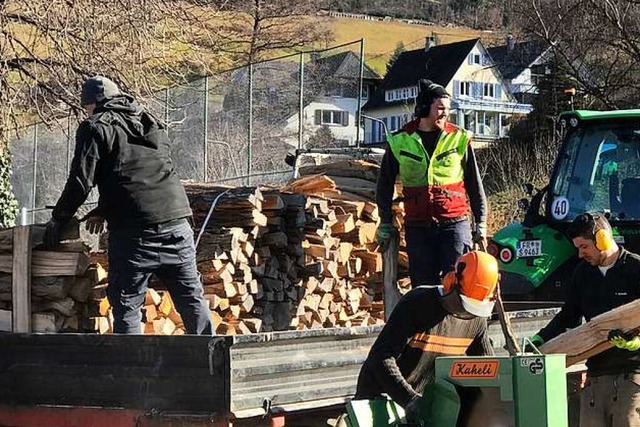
[345,354,567,427]
[490,109,640,301]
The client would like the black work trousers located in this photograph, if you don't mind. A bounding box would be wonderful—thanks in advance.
[405,219,473,287]
[107,218,213,334]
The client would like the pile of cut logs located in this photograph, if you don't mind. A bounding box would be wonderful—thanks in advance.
[2,160,411,335]
[178,159,409,335]
[0,221,107,333]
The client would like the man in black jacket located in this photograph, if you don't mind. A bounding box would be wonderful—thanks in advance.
[44,76,213,335]
[531,213,640,427]
[355,251,498,423]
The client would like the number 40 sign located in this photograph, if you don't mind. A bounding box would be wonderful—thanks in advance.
[551,197,569,220]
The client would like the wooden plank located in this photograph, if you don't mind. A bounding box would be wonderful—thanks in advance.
[12,226,31,333]
[0,218,80,252]
[382,232,401,321]
[0,250,89,276]
[541,299,640,367]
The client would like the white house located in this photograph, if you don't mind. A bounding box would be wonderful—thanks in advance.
[362,38,533,144]
[283,51,380,147]
[487,36,552,104]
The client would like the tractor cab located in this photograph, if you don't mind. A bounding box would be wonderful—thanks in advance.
[489,110,640,301]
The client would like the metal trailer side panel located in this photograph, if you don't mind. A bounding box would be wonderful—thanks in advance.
[0,333,231,413]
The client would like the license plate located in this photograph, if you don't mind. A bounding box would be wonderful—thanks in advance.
[516,239,542,258]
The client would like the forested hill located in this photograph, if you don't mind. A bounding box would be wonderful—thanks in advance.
[324,0,518,30]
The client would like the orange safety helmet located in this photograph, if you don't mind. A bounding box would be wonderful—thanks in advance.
[442,251,499,317]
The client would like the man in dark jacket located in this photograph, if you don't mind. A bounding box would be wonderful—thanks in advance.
[44,76,213,335]
[530,213,640,427]
[376,79,487,288]
[355,251,498,423]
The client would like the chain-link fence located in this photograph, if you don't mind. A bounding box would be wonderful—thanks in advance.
[10,40,369,223]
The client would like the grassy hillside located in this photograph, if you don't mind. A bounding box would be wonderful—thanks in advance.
[328,17,504,75]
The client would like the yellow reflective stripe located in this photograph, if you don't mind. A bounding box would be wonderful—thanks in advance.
[408,333,473,355]
[412,333,473,347]
[408,341,469,355]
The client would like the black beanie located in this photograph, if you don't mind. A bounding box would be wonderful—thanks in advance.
[415,79,450,118]
[81,76,122,106]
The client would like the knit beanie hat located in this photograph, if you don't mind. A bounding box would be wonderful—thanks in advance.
[415,79,450,118]
[81,76,122,106]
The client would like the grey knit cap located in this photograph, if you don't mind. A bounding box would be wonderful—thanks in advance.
[81,76,122,106]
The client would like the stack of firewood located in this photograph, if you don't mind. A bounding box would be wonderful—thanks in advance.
[0,222,108,333]
[174,160,408,334]
[87,160,409,335]
[7,160,410,335]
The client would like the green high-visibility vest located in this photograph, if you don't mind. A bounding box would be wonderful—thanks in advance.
[388,128,470,187]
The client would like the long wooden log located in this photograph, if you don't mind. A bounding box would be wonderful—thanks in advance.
[541,299,640,367]
[297,160,379,182]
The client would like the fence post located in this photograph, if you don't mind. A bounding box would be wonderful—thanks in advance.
[298,52,305,150]
[31,123,38,224]
[356,38,365,147]
[19,207,28,226]
[66,115,72,173]
[203,76,209,182]
[247,63,253,186]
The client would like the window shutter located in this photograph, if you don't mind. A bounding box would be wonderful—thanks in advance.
[453,80,460,98]
[468,54,473,65]
[315,110,322,125]
[342,112,349,126]
[495,84,502,99]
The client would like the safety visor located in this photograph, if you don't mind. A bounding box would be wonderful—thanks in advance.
[460,294,495,318]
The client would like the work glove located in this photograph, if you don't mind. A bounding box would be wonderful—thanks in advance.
[472,223,487,251]
[81,211,105,235]
[524,334,545,353]
[608,329,640,351]
[376,223,397,251]
[404,394,422,424]
[43,218,63,248]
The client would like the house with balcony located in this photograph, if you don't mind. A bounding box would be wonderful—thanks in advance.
[283,50,380,147]
[362,38,533,144]
[487,36,552,105]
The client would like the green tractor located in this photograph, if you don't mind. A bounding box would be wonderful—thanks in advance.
[488,110,640,301]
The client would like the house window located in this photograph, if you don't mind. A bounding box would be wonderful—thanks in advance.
[459,81,471,96]
[483,83,495,98]
[362,85,369,100]
[469,53,482,65]
[315,109,349,126]
[385,86,419,102]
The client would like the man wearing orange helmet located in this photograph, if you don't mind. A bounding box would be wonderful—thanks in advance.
[354,251,498,422]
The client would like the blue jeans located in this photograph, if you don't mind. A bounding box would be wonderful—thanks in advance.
[107,219,214,334]
[405,219,473,287]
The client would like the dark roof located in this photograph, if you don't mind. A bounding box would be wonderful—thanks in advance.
[363,38,478,110]
[311,50,380,81]
[487,40,549,80]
